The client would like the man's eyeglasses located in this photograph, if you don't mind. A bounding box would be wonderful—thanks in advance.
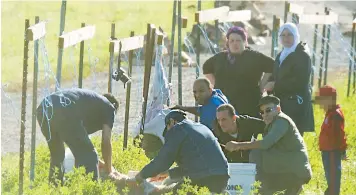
[259,107,276,115]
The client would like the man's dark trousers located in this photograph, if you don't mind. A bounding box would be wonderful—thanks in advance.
[37,104,99,185]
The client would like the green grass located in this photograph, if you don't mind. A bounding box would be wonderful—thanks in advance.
[302,81,356,195]
[1,1,214,91]
[2,1,356,194]
[2,81,356,194]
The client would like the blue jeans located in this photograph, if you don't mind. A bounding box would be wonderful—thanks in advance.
[321,151,343,195]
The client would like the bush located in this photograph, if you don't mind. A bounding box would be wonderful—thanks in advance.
[1,136,218,194]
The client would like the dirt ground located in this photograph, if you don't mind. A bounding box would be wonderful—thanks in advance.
[2,1,355,155]
[1,62,204,155]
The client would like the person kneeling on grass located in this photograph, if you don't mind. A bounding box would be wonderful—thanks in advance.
[171,77,230,130]
[213,103,265,163]
[225,95,312,195]
[135,110,229,194]
[37,88,118,185]
[314,85,348,195]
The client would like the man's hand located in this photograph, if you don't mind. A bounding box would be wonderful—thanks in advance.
[225,141,240,152]
[169,105,184,111]
[149,172,169,182]
[108,171,121,180]
[135,172,144,184]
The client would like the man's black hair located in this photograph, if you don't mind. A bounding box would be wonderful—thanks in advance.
[103,93,119,112]
[165,109,187,124]
[258,95,280,107]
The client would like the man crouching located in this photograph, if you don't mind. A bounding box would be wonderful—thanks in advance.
[135,110,229,194]
[225,95,312,195]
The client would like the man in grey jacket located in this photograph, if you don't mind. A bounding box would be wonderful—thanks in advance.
[225,95,312,195]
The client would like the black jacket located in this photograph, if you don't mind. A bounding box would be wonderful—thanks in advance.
[203,48,274,117]
[270,42,315,133]
[213,115,265,163]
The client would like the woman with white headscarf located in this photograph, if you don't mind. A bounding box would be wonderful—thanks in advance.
[264,22,315,136]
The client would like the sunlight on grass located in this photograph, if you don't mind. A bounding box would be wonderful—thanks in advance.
[2,1,356,194]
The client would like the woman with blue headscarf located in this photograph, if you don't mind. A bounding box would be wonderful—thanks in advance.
[203,26,275,118]
[264,22,315,136]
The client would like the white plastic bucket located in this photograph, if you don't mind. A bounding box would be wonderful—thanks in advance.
[226,163,256,195]
[64,148,75,173]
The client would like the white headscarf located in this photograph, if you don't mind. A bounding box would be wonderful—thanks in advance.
[278,22,300,65]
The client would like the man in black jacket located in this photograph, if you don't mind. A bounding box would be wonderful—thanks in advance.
[214,104,265,163]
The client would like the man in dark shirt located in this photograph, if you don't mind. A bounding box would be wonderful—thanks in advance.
[213,104,264,163]
[36,88,118,185]
[135,110,229,194]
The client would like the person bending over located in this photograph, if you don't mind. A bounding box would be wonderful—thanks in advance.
[37,88,118,185]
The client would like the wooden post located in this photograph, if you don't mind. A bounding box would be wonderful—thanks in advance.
[195,0,202,122]
[56,47,64,91]
[141,24,156,135]
[56,0,67,90]
[30,16,39,186]
[271,15,277,58]
[108,23,115,93]
[59,0,66,36]
[291,13,299,25]
[352,14,356,95]
[318,19,327,88]
[109,34,144,140]
[347,17,355,96]
[24,17,48,186]
[123,31,135,149]
[288,3,304,24]
[311,12,319,88]
[56,25,95,90]
[19,19,30,195]
[177,0,182,105]
[271,16,280,58]
[78,23,86,88]
[214,0,219,50]
[167,0,177,106]
[194,2,230,121]
[275,17,280,57]
[294,8,339,89]
[323,7,331,85]
[182,17,188,28]
[284,1,290,23]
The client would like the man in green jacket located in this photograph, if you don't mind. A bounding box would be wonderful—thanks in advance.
[225,95,312,195]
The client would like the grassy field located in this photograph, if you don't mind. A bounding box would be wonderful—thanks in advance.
[1,80,356,194]
[1,1,214,91]
[2,1,356,194]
